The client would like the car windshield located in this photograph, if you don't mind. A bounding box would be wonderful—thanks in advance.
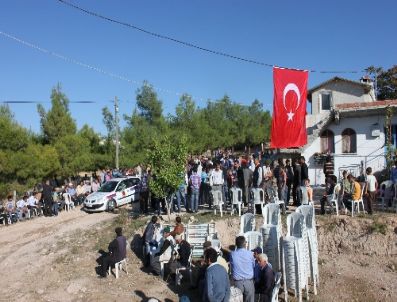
[98,181,118,192]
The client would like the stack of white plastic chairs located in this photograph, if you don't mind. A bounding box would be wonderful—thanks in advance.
[260,203,283,272]
[239,213,255,235]
[282,212,309,302]
[296,204,319,295]
[250,188,265,215]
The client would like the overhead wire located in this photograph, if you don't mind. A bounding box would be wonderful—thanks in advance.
[0,30,275,106]
[56,0,364,74]
[0,30,207,103]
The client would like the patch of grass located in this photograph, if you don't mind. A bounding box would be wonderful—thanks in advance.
[368,220,387,235]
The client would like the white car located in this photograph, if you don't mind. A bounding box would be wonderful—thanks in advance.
[84,177,140,212]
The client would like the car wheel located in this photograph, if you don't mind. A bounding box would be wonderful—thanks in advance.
[107,199,116,212]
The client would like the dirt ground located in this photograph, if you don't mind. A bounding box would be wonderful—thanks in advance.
[1,206,396,302]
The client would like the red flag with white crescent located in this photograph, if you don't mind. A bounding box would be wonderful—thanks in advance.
[270,67,308,148]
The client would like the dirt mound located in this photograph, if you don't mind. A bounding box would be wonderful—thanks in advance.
[317,215,397,257]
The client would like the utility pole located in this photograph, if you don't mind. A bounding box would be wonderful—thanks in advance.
[114,96,119,170]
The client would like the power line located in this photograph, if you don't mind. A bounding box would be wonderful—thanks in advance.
[56,0,364,74]
[0,30,206,102]
[0,100,97,104]
[0,30,277,107]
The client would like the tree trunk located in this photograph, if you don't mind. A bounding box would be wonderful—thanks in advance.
[165,197,171,222]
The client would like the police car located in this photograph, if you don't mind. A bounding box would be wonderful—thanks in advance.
[84,177,140,212]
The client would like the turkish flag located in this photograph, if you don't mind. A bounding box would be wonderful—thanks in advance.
[270,67,308,148]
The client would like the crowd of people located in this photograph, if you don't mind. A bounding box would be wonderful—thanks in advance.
[138,153,312,217]
[0,172,108,225]
[97,215,276,302]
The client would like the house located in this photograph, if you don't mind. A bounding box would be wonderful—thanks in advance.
[301,76,397,185]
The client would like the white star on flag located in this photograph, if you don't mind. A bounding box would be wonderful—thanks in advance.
[287,111,294,121]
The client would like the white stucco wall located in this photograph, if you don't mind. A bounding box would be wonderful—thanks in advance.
[303,114,397,185]
[311,81,374,115]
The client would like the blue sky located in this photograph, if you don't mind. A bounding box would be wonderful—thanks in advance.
[0,0,396,135]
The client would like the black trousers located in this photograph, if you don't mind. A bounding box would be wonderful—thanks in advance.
[292,183,301,206]
[101,254,115,277]
[140,191,149,213]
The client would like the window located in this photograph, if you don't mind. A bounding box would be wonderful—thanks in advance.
[321,93,331,111]
[320,129,334,153]
[342,128,357,153]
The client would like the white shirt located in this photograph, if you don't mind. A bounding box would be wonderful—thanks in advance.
[16,199,26,208]
[28,196,37,207]
[210,169,224,186]
[366,175,377,192]
[91,182,99,192]
[249,161,255,172]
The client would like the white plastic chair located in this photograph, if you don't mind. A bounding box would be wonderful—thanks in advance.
[271,272,282,302]
[351,184,365,217]
[326,184,341,215]
[266,187,286,215]
[108,258,128,278]
[243,231,263,251]
[230,187,243,216]
[211,190,224,217]
[250,188,265,215]
[239,213,255,234]
[63,193,75,211]
[377,180,393,210]
[261,203,282,272]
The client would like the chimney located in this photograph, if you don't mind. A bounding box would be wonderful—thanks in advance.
[360,76,376,101]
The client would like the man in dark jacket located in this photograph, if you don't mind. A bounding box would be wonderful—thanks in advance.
[170,234,191,283]
[300,156,308,186]
[255,253,275,302]
[292,158,301,206]
[242,160,253,206]
[100,227,127,277]
[42,180,53,217]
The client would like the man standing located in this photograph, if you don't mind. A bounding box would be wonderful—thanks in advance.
[210,163,224,201]
[285,159,294,206]
[203,248,230,302]
[242,160,253,206]
[323,156,334,185]
[253,157,263,188]
[140,168,150,214]
[42,180,53,216]
[255,254,275,302]
[189,166,201,213]
[230,236,255,302]
[292,158,301,206]
[100,227,127,277]
[365,167,377,215]
[300,156,308,186]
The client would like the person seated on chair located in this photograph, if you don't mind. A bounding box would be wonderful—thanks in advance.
[0,201,9,225]
[170,216,184,237]
[16,195,29,220]
[143,216,160,266]
[150,226,174,276]
[254,253,275,302]
[27,192,39,216]
[320,175,337,215]
[5,195,17,223]
[346,174,362,213]
[169,234,191,280]
[99,227,127,278]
